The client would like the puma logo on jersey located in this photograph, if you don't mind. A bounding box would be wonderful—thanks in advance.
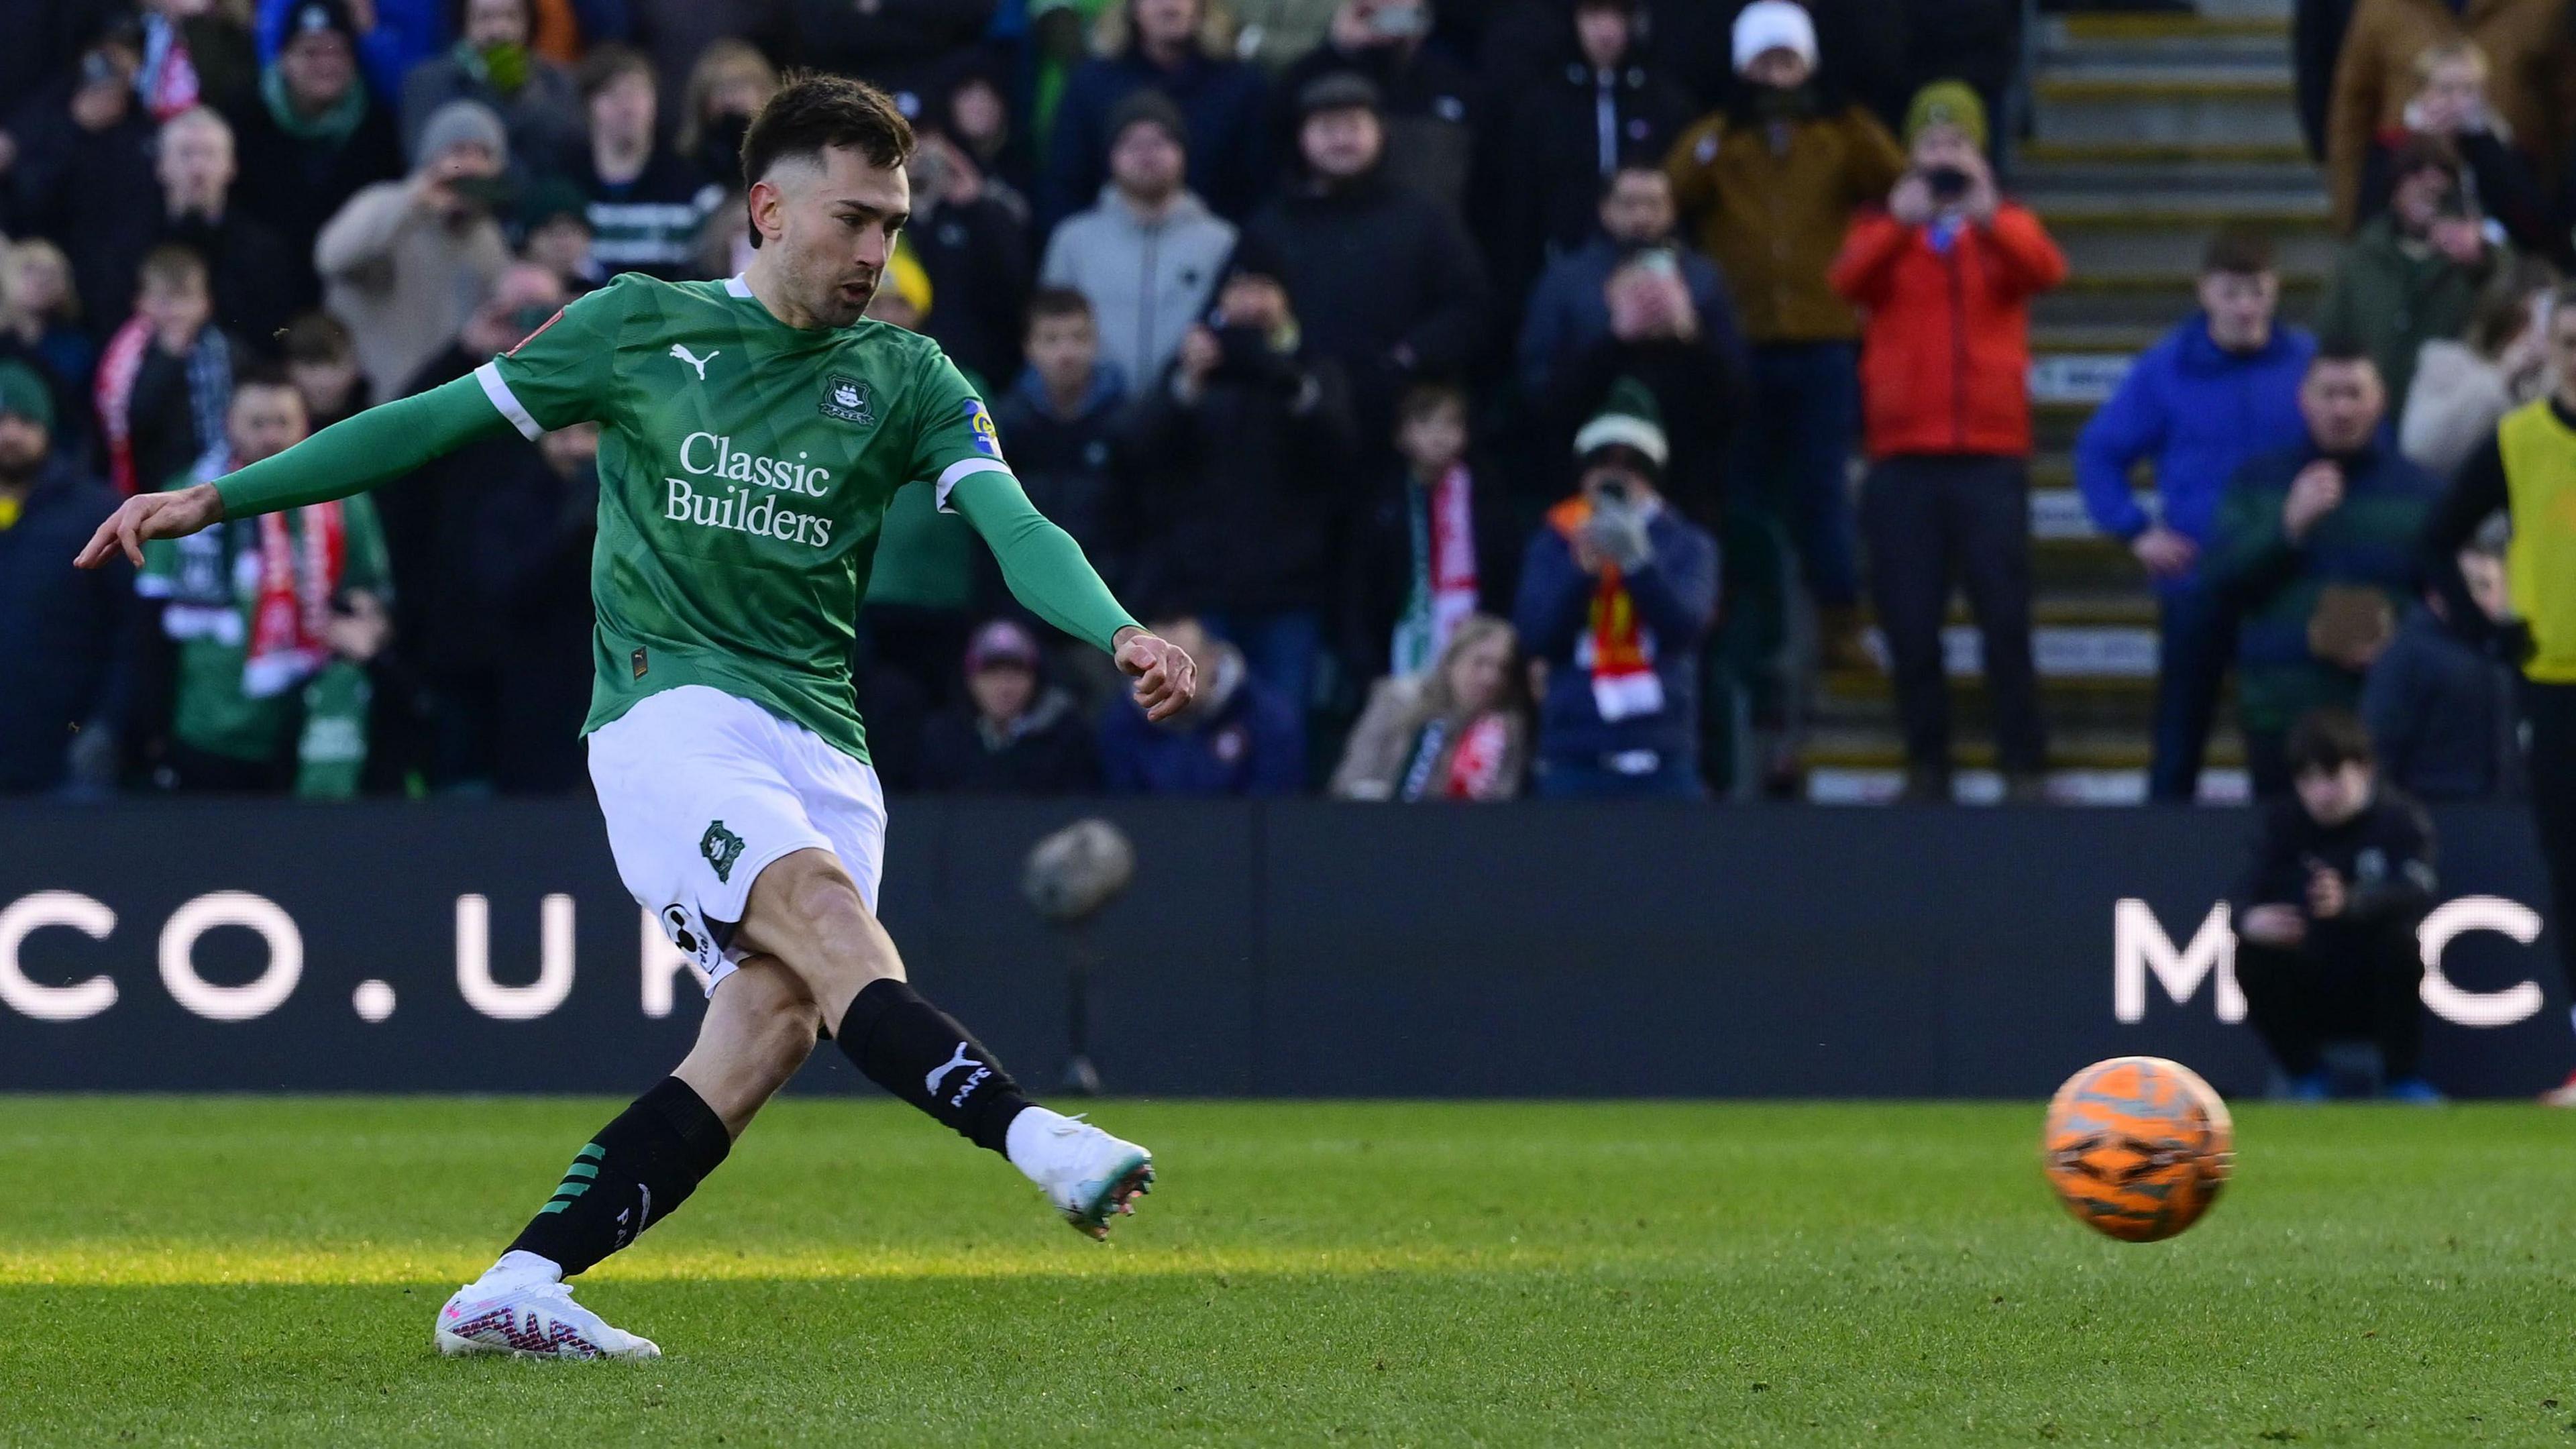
[926,1042,981,1096]
[668,343,718,380]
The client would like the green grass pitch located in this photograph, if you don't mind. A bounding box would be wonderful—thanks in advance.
[3,1097,2572,1446]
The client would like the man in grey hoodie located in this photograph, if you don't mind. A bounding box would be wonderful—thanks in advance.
[1038,89,1237,392]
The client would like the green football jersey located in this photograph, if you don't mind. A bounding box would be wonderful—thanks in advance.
[474,272,1015,763]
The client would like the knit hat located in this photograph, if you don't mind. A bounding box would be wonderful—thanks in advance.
[1904,79,1988,151]
[965,618,1041,674]
[1295,70,1382,121]
[279,0,359,48]
[1731,1,1817,74]
[1106,87,1188,151]
[413,98,509,170]
[0,362,54,433]
[1573,378,1667,471]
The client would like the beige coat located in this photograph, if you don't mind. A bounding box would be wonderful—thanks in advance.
[1329,674,1529,802]
[2326,0,2576,229]
[315,180,510,400]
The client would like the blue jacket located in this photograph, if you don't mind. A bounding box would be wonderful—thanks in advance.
[1516,233,1747,400]
[1512,504,1719,768]
[257,0,447,109]
[1098,663,1304,797]
[1039,48,1270,231]
[2074,316,2314,589]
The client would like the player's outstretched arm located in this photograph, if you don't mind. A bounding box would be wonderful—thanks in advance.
[74,374,517,568]
[947,470,1195,720]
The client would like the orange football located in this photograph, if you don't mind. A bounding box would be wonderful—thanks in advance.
[2041,1055,2234,1242]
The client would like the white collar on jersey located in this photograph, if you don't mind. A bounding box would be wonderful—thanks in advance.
[723,274,754,299]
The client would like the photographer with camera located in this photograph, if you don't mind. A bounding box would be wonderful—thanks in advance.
[1831,82,2065,802]
[1114,240,1358,716]
[1512,379,1719,800]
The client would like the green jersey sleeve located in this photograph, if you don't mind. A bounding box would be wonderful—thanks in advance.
[473,276,635,438]
[214,375,516,518]
[904,345,1013,512]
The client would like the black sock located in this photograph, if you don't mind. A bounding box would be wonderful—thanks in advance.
[835,977,1031,1156]
[505,1077,732,1277]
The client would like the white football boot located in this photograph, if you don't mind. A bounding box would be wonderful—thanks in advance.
[1008,1109,1154,1240]
[434,1275,661,1360]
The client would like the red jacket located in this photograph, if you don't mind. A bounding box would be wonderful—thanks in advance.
[1831,203,2067,460]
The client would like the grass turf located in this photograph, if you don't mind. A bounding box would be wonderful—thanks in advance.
[1,1098,2571,1446]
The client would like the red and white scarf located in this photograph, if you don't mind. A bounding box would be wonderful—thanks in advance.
[1391,462,1480,676]
[1548,496,1664,722]
[241,500,348,699]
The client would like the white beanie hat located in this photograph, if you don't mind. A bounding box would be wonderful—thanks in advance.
[1733,1,1819,75]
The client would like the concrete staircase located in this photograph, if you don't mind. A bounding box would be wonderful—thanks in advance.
[1805,0,2313,804]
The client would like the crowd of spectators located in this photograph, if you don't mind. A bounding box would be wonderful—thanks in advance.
[0,0,2566,847]
[0,0,2000,806]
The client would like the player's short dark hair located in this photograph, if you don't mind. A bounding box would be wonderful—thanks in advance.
[2200,227,2273,277]
[576,42,653,102]
[1397,378,1466,427]
[2287,708,2375,777]
[2310,335,2377,372]
[280,310,354,364]
[1027,286,1094,329]
[738,72,914,250]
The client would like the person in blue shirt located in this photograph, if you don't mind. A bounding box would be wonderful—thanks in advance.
[2074,229,2316,802]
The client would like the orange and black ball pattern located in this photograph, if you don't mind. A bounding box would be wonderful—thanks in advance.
[2042,1056,2234,1243]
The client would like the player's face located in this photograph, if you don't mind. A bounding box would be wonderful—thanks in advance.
[761,146,910,329]
[227,385,309,465]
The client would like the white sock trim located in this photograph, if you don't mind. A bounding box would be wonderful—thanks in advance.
[1004,1105,1073,1182]
[483,1249,564,1287]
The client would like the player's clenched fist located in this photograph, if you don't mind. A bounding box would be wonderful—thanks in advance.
[74,482,223,569]
[1114,627,1197,722]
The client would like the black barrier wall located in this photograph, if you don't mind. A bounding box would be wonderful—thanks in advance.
[3,801,2565,1098]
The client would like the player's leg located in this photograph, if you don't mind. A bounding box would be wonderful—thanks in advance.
[736,845,1152,1238]
[435,961,819,1358]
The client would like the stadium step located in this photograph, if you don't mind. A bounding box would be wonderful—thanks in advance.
[1792,0,2302,799]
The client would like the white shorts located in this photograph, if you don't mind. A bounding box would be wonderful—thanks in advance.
[588,685,887,994]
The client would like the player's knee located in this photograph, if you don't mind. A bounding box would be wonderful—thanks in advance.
[759,852,898,1001]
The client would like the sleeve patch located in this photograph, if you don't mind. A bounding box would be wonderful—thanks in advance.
[964,397,1002,458]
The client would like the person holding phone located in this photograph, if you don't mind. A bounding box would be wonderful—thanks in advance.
[1829,81,2065,802]
[1511,378,1719,799]
[311,97,511,400]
